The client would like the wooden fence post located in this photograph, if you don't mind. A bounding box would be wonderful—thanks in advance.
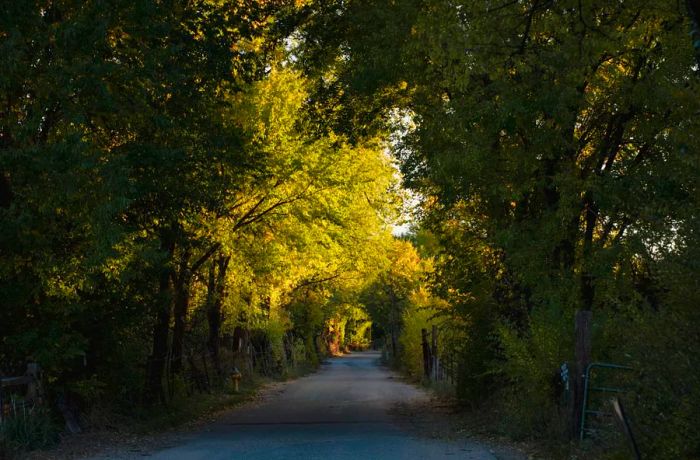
[25,363,42,403]
[421,328,431,378]
[431,325,438,381]
[571,310,592,438]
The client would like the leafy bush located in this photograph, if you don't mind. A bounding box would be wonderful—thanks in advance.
[496,303,573,439]
[399,297,437,380]
[607,307,700,459]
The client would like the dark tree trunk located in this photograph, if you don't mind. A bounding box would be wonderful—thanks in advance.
[580,194,597,311]
[232,326,247,353]
[145,238,175,404]
[0,130,11,209]
[232,324,251,373]
[170,249,192,376]
[205,261,218,357]
[390,327,398,359]
[688,0,700,71]
[206,255,230,374]
[421,328,431,378]
[567,195,597,437]
[0,172,11,209]
[571,310,592,438]
[542,157,577,280]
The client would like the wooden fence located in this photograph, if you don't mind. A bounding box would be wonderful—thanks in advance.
[0,363,42,424]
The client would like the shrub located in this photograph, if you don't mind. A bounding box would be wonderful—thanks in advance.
[0,404,58,456]
[496,303,573,440]
[399,302,436,380]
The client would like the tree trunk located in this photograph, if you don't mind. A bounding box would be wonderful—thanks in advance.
[580,194,597,311]
[205,261,218,361]
[571,196,596,438]
[207,255,230,375]
[170,249,192,376]
[0,172,11,209]
[145,238,175,404]
[421,328,431,378]
[571,310,592,439]
[687,0,700,71]
[431,325,438,381]
[390,327,398,359]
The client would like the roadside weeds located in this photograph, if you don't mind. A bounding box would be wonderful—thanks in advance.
[22,366,317,460]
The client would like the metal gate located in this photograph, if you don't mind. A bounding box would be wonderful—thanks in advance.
[580,362,634,441]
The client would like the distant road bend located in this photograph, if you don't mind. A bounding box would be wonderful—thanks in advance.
[97,351,512,459]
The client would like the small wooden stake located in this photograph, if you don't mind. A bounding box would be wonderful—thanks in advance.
[611,397,641,459]
[431,325,438,381]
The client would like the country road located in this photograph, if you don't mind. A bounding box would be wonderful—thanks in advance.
[93,351,523,460]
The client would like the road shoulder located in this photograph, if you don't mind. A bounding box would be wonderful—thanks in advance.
[389,388,536,460]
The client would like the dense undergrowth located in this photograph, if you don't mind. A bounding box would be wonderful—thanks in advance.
[0,347,324,459]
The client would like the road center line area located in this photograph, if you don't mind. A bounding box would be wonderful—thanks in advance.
[222,420,394,426]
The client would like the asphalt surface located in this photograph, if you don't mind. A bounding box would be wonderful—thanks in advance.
[105,352,506,459]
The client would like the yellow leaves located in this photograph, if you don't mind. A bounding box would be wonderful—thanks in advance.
[595,58,633,89]
[576,141,596,167]
[230,67,307,144]
[202,64,403,334]
[230,36,266,54]
[106,26,129,48]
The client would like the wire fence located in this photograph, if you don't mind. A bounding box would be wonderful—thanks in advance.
[432,352,457,386]
[381,327,458,388]
[149,334,309,402]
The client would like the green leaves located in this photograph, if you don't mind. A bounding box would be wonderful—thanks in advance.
[0,0,289,385]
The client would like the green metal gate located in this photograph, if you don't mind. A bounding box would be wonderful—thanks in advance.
[580,362,634,441]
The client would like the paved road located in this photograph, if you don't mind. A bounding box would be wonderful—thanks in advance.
[118,352,507,459]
